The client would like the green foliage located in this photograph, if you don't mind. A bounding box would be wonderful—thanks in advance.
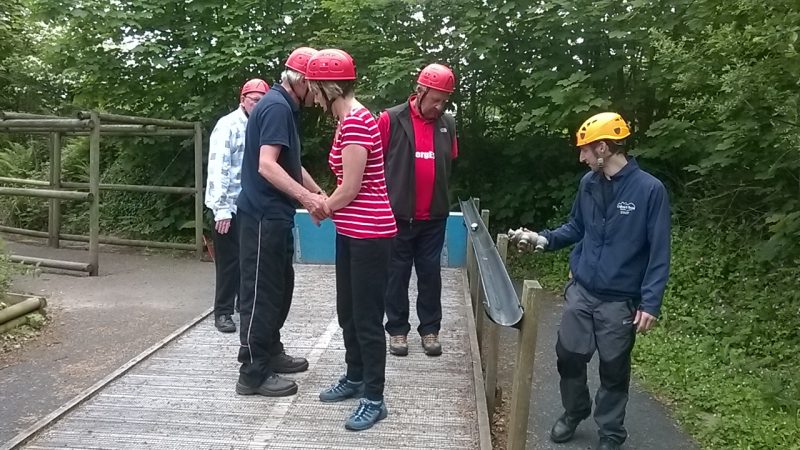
[2,0,798,254]
[640,0,800,262]
[0,138,51,231]
[0,0,69,113]
[0,238,13,297]
[0,0,29,110]
[635,227,800,449]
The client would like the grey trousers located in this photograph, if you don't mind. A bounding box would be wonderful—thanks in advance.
[556,280,637,444]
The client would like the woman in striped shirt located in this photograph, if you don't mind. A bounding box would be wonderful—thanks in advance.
[305,49,397,431]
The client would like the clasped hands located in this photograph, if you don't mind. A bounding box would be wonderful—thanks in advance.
[302,191,331,226]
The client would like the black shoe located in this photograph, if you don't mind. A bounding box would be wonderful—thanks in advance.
[550,413,584,443]
[270,352,309,373]
[236,374,298,397]
[597,437,621,450]
[215,314,236,333]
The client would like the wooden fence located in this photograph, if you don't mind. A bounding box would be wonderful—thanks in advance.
[0,111,204,275]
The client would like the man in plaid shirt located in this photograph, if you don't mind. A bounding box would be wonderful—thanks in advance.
[205,78,268,333]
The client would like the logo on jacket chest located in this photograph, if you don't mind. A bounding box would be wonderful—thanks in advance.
[415,151,435,160]
[616,201,636,215]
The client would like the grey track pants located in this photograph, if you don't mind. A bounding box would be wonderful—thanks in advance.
[555,280,637,443]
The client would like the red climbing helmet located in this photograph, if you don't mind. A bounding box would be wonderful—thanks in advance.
[240,78,268,96]
[305,49,357,81]
[417,63,455,93]
[285,47,318,75]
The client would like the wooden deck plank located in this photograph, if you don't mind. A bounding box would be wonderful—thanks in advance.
[21,266,485,449]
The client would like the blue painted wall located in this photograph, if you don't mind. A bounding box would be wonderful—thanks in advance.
[294,210,466,267]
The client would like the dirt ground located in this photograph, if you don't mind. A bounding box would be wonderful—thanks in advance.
[491,387,512,448]
[0,238,213,444]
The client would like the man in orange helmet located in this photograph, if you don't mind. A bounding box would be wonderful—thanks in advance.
[205,78,268,333]
[235,47,329,398]
[509,112,671,450]
[379,63,458,357]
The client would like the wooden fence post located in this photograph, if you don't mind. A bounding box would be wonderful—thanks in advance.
[88,112,100,276]
[194,123,204,260]
[47,132,62,248]
[483,233,508,416]
[507,280,542,450]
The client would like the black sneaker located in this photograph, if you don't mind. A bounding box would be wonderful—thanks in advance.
[270,352,309,373]
[215,314,236,333]
[319,375,365,402]
[345,398,388,431]
[236,374,298,397]
[550,412,584,443]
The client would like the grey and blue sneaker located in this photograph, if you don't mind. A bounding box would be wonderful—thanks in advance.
[345,398,388,431]
[319,376,365,402]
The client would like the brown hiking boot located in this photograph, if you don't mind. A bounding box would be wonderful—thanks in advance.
[421,333,442,356]
[389,335,408,356]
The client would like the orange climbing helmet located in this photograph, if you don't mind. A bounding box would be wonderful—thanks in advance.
[576,112,631,146]
[417,63,455,93]
[240,78,268,96]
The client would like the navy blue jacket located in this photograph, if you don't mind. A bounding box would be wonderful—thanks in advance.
[541,158,671,317]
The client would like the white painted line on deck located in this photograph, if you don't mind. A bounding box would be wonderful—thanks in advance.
[247,315,340,448]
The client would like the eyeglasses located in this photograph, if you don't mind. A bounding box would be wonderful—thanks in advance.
[244,95,263,103]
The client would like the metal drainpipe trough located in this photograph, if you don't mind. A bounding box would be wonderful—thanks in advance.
[460,198,524,327]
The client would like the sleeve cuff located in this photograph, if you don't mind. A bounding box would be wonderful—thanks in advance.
[540,231,552,249]
[214,210,233,221]
[640,302,661,318]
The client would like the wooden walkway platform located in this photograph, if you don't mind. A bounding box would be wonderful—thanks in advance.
[11,265,490,450]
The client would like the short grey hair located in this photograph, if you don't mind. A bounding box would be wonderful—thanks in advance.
[281,69,305,85]
[307,80,355,101]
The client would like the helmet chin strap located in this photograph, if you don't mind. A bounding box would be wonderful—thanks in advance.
[415,88,441,120]
[415,89,427,117]
[289,80,311,107]
[320,91,335,116]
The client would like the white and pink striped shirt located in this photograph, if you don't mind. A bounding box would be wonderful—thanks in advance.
[328,107,397,239]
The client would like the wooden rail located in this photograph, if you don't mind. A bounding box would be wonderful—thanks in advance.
[0,111,205,274]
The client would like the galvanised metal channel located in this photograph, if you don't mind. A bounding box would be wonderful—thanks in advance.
[460,199,524,327]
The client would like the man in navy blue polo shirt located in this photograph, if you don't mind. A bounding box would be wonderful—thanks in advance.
[235,47,330,398]
[509,112,671,450]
